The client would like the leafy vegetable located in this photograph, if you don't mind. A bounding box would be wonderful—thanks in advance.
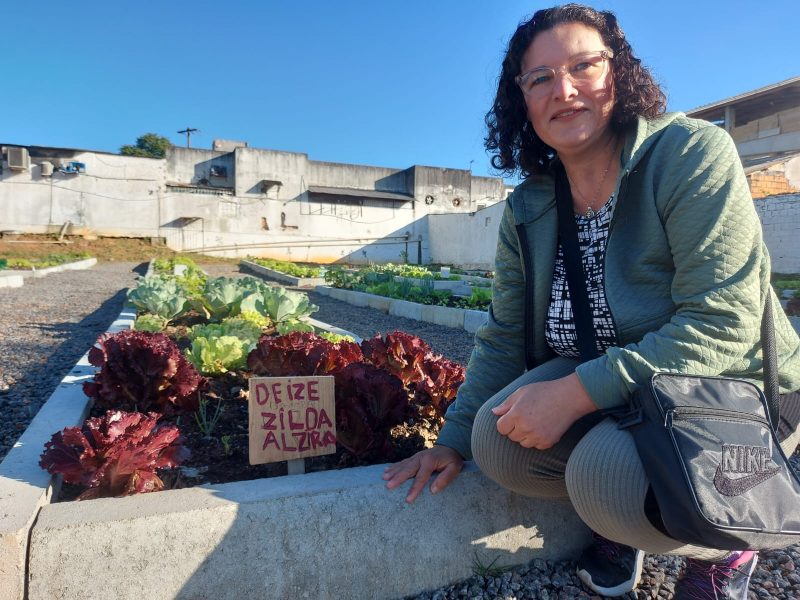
[188,318,263,347]
[318,331,355,344]
[247,331,363,376]
[452,286,492,311]
[236,310,271,330]
[332,363,411,459]
[360,331,431,386]
[127,275,189,321]
[248,256,321,278]
[414,355,466,422]
[200,277,250,321]
[186,335,247,374]
[133,313,168,332]
[83,330,206,414]
[324,267,363,290]
[239,284,318,333]
[39,410,188,500]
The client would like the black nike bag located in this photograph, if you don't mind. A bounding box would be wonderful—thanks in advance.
[618,371,800,549]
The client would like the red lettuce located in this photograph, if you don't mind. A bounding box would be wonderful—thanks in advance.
[360,331,430,386]
[333,363,411,459]
[83,330,206,414]
[415,355,466,421]
[247,331,362,376]
[39,410,189,500]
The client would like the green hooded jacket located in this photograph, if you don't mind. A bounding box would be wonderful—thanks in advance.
[437,112,800,460]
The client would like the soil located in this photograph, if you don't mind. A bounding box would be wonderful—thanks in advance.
[58,320,445,502]
[0,233,238,264]
[59,374,441,502]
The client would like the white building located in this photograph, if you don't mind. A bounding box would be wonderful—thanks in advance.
[0,140,510,268]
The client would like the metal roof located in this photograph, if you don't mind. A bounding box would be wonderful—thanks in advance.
[743,151,800,173]
[686,76,800,125]
[306,185,413,202]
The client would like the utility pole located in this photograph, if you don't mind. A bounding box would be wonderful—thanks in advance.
[177,127,199,148]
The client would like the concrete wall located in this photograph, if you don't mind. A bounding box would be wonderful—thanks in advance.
[167,147,234,189]
[732,106,800,144]
[753,192,800,274]
[1,143,507,266]
[427,201,506,269]
[0,149,162,236]
[732,106,800,160]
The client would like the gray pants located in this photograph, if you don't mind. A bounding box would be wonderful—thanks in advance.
[471,357,800,561]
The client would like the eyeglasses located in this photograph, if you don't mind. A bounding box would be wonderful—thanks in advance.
[515,50,613,97]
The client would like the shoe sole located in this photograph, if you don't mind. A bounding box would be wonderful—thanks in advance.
[576,548,645,597]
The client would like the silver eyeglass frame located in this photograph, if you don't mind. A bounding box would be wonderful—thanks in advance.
[515,50,614,96]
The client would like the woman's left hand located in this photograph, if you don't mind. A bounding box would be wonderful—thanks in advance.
[492,373,597,449]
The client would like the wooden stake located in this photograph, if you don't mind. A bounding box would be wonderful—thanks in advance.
[287,459,305,475]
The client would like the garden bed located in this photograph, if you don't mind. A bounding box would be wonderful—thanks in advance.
[1,304,591,600]
[315,285,489,332]
[0,257,97,288]
[240,259,326,287]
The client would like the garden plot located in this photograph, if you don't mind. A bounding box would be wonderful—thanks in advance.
[1,262,590,600]
[316,285,489,333]
[240,258,326,287]
[0,256,97,288]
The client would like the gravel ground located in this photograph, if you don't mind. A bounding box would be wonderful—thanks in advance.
[2,261,799,600]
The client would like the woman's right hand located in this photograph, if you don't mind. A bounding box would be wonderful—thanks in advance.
[382,445,464,503]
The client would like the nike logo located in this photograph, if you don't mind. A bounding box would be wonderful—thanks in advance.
[713,464,781,496]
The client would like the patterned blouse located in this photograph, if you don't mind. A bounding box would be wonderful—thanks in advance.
[545,197,618,358]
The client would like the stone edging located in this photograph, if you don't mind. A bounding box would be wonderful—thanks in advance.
[240,259,326,288]
[0,258,97,289]
[315,285,489,333]
[0,303,135,600]
[1,303,589,599]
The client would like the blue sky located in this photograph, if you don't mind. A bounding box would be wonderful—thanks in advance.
[3,1,797,179]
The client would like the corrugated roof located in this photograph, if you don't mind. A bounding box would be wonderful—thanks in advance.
[687,76,800,123]
[307,185,413,202]
[743,151,800,174]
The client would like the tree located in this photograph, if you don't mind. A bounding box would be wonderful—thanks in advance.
[120,133,171,158]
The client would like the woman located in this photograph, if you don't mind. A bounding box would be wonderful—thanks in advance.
[384,4,800,599]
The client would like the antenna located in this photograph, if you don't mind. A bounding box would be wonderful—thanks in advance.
[177,127,200,148]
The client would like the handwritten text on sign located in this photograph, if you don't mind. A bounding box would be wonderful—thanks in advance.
[248,376,336,465]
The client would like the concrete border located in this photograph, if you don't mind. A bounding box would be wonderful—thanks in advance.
[315,285,489,332]
[28,464,589,600]
[0,305,135,600]
[0,273,24,288]
[240,259,325,288]
[0,257,97,288]
[4,306,589,600]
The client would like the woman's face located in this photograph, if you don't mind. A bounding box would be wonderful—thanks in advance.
[520,22,616,158]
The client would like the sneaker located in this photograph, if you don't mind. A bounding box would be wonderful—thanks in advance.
[673,550,758,599]
[576,532,645,597]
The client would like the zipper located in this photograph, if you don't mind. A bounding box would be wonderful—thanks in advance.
[604,171,628,344]
[515,223,536,371]
[664,406,770,429]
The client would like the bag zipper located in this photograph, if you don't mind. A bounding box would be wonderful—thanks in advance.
[664,406,770,429]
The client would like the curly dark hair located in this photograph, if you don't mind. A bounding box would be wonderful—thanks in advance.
[485,3,667,178]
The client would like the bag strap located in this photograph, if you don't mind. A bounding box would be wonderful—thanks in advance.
[554,164,599,362]
[553,163,782,428]
[762,297,781,429]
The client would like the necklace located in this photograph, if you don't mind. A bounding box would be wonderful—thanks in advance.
[567,142,619,219]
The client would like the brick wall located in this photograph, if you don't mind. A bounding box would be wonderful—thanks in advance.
[753,193,800,273]
[748,172,800,199]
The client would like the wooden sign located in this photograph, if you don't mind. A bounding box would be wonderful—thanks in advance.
[248,376,337,465]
